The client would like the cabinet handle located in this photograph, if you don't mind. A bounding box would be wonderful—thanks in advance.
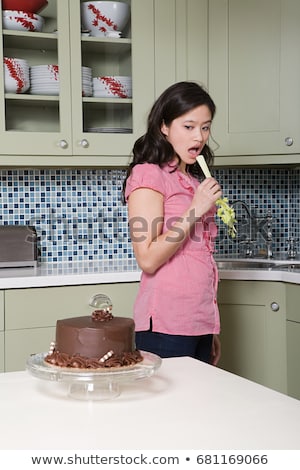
[58,139,68,149]
[79,139,90,148]
[270,302,280,312]
[285,137,293,146]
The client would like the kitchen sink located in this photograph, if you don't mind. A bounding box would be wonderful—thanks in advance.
[216,260,277,270]
[269,263,300,273]
[215,256,300,271]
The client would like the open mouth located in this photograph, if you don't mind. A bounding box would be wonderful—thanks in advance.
[188,147,201,157]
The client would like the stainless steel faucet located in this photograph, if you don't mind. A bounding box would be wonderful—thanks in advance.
[231,201,273,259]
[231,200,256,257]
[287,237,298,259]
[265,210,273,259]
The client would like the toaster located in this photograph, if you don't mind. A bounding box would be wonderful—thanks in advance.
[0,225,38,268]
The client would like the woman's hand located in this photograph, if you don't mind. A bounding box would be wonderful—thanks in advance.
[191,177,222,219]
[210,334,221,366]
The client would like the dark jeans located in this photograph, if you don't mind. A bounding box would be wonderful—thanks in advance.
[136,330,213,364]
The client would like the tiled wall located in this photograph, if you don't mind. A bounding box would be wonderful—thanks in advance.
[0,167,299,263]
[214,167,300,257]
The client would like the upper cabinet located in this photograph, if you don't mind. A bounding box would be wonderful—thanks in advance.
[153,0,208,96]
[209,0,300,164]
[0,0,155,166]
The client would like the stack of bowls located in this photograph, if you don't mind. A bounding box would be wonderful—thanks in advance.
[2,10,44,32]
[82,66,93,97]
[4,57,30,94]
[30,64,59,95]
[81,1,130,37]
[92,76,132,98]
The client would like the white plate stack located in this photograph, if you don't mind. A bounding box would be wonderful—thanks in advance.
[82,66,92,97]
[4,57,30,94]
[30,64,59,95]
[92,76,132,98]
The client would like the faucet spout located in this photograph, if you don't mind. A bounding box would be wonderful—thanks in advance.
[265,211,273,259]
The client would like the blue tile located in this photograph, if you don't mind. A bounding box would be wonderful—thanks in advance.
[0,167,299,262]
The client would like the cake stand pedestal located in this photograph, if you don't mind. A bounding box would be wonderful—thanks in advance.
[26,351,162,401]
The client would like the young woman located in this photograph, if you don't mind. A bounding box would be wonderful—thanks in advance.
[123,81,222,365]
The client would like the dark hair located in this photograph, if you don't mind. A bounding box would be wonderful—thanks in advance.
[122,81,216,201]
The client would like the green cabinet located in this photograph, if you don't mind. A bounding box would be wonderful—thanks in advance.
[0,291,4,373]
[3,282,139,372]
[286,284,300,400]
[209,0,300,164]
[154,0,208,97]
[0,0,155,166]
[217,280,287,395]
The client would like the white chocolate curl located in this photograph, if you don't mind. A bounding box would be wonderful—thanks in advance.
[99,350,114,363]
[48,341,56,355]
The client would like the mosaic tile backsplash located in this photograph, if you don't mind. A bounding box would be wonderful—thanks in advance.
[0,167,299,263]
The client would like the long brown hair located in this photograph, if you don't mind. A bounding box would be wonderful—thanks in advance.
[122,81,216,202]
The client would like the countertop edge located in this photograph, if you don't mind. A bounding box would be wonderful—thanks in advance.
[0,270,142,289]
[0,265,300,289]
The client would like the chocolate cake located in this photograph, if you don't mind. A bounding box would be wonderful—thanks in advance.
[45,309,143,369]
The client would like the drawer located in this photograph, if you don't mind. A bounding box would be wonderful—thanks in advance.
[5,282,139,329]
[218,280,285,306]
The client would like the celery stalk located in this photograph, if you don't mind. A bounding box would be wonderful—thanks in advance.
[196,155,236,238]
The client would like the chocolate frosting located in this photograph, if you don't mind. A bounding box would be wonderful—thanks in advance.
[45,350,143,369]
[92,309,113,321]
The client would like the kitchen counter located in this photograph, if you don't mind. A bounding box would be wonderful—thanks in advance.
[1,258,300,289]
[0,356,299,450]
[0,259,141,289]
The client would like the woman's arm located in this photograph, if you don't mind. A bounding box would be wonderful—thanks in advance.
[128,177,222,274]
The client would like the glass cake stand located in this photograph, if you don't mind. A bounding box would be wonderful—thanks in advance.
[26,351,162,401]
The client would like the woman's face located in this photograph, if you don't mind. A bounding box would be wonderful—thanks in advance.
[161,104,212,170]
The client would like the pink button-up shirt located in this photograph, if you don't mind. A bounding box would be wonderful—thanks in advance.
[125,163,220,336]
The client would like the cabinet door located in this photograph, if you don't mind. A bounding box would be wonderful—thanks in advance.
[0,292,3,372]
[0,332,4,373]
[0,0,155,165]
[209,0,300,162]
[69,0,155,159]
[5,327,55,372]
[285,283,300,400]
[154,0,208,97]
[286,321,300,401]
[218,280,287,394]
[0,290,3,331]
[0,0,73,158]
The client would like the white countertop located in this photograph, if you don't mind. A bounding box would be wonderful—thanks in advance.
[0,260,142,289]
[0,258,300,289]
[0,356,300,450]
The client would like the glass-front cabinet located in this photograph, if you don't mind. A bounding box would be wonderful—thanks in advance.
[0,0,155,165]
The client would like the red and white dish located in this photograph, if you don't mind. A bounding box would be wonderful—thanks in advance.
[2,10,44,32]
[30,89,59,96]
[4,57,30,94]
[30,65,59,84]
[81,66,93,96]
[29,65,59,95]
[81,1,130,37]
[2,0,48,14]
[93,75,132,98]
